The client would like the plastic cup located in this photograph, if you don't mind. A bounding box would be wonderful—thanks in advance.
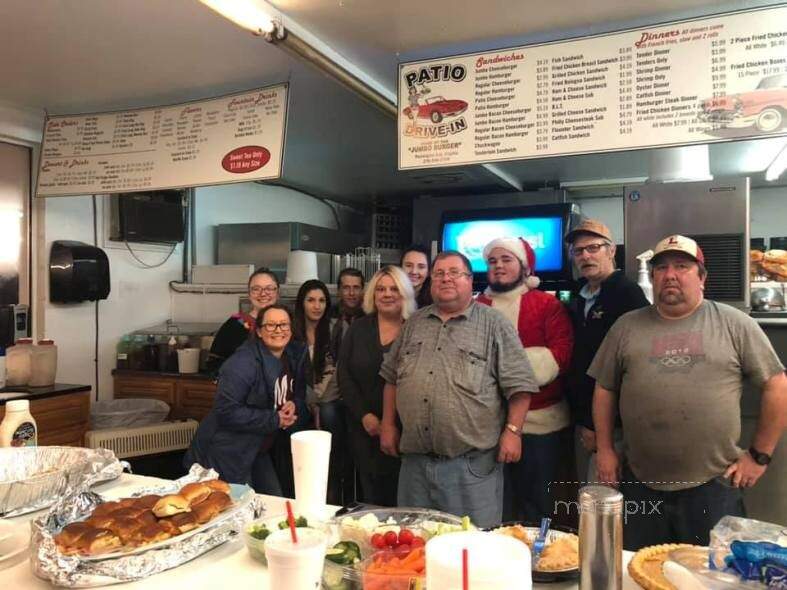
[263,527,327,590]
[290,430,331,519]
[426,531,533,590]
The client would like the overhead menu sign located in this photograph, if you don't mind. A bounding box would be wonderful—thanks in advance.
[36,84,288,197]
[398,5,787,170]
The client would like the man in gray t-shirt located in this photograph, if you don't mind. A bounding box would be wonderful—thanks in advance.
[590,235,786,549]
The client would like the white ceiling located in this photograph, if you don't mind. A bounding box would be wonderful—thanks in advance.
[1,0,785,204]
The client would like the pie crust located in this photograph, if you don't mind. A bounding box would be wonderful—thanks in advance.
[628,544,696,590]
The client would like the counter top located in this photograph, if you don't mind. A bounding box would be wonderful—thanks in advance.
[3,473,639,589]
[112,369,215,381]
[0,383,91,404]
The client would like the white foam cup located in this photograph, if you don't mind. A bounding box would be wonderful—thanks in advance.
[290,430,332,519]
[264,527,327,590]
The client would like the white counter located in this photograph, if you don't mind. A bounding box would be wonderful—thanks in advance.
[1,474,639,589]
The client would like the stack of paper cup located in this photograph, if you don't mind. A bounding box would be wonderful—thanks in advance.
[286,250,319,284]
[426,531,532,590]
[290,430,332,519]
[264,527,327,590]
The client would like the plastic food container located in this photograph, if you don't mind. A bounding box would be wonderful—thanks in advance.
[322,507,472,590]
[243,513,330,566]
[359,549,425,590]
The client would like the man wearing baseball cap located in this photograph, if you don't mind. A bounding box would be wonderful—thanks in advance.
[564,219,649,482]
[589,234,787,549]
[477,237,574,521]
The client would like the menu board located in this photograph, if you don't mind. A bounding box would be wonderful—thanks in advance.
[36,84,288,197]
[398,5,787,170]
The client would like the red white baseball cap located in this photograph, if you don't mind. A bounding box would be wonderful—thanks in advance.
[651,235,705,264]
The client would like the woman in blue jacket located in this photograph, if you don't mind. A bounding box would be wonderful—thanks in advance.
[184,304,311,496]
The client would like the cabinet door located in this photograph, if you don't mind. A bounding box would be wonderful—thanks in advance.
[32,391,90,446]
[176,380,217,421]
[113,377,176,417]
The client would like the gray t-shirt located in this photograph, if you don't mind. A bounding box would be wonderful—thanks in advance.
[380,301,539,458]
[588,300,784,491]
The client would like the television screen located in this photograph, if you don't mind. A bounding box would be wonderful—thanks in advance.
[442,216,564,273]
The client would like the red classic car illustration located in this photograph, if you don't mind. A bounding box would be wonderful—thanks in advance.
[403,96,468,124]
[699,73,787,133]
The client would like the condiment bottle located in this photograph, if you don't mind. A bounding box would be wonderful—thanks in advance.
[0,399,37,447]
[29,339,58,387]
[6,338,33,386]
[579,485,623,590]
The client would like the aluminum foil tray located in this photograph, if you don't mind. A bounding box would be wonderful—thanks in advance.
[30,464,264,588]
[0,446,123,518]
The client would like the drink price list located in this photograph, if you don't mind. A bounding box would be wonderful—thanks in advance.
[36,84,288,197]
[398,5,787,170]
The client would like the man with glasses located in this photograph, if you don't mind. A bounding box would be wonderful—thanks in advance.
[379,251,540,527]
[590,235,786,549]
[564,220,650,483]
[476,237,574,522]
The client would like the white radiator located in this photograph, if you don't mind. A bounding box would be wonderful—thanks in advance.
[85,420,198,459]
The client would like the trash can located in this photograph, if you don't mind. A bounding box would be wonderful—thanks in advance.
[90,399,170,430]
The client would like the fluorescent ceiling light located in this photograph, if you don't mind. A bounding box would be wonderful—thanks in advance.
[560,177,648,189]
[198,0,276,35]
[765,144,787,182]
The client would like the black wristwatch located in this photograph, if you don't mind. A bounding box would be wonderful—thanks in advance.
[748,446,772,466]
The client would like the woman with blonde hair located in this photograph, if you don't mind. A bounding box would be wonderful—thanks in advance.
[338,265,415,505]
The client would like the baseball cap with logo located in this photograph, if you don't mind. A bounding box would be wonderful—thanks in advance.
[565,219,613,243]
[651,234,705,264]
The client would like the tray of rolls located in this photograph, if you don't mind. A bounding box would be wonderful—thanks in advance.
[30,465,263,587]
[53,479,246,559]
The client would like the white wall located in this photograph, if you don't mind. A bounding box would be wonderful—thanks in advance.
[194,183,340,265]
[43,196,182,400]
[572,186,787,244]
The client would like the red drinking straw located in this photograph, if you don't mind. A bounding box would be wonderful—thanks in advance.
[462,547,469,590]
[285,500,298,544]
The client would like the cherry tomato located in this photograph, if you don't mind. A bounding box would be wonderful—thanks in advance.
[411,536,425,548]
[384,531,399,547]
[371,533,386,549]
[398,529,414,546]
[394,543,411,557]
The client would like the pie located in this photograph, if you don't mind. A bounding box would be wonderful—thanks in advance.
[628,544,696,590]
[493,525,579,571]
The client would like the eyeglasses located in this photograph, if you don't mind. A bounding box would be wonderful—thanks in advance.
[261,322,291,332]
[570,243,609,257]
[250,285,278,295]
[431,269,472,281]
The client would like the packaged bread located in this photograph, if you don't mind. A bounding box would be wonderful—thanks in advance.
[762,249,787,280]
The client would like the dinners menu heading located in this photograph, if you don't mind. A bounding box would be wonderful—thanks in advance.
[36,85,288,197]
[398,5,787,170]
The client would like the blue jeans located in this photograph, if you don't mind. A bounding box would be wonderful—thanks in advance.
[619,464,745,550]
[397,448,503,528]
[505,429,567,522]
[250,452,282,496]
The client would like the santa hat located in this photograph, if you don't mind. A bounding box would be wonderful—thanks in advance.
[483,237,541,289]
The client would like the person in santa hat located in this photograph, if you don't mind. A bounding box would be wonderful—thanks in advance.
[477,237,574,521]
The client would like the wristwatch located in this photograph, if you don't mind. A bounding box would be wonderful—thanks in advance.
[505,423,522,436]
[748,446,772,466]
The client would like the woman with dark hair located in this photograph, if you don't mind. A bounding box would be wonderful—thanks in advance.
[292,279,346,504]
[185,304,310,496]
[207,268,280,373]
[400,245,432,308]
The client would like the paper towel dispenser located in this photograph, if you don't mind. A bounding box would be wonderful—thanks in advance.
[49,240,111,303]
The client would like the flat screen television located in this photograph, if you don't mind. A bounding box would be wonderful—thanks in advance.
[117,190,185,244]
[440,203,580,286]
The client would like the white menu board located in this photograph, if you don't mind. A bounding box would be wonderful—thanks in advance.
[398,5,787,170]
[36,84,288,197]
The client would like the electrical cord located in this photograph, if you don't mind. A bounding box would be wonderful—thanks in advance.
[124,240,178,269]
[259,180,344,230]
[92,195,100,402]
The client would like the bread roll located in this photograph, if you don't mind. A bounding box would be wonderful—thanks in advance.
[117,498,138,509]
[91,501,121,517]
[85,515,115,529]
[55,521,94,547]
[74,528,123,555]
[205,491,233,512]
[204,479,231,494]
[130,522,171,546]
[157,518,181,536]
[191,500,221,524]
[180,482,212,506]
[763,249,787,279]
[169,512,199,533]
[152,494,191,517]
[105,517,143,544]
[132,494,162,510]
[110,507,145,520]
